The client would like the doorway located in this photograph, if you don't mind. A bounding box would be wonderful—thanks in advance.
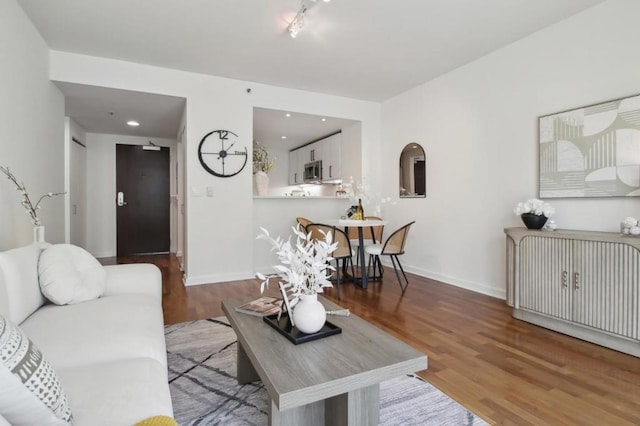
[116,144,170,255]
[414,159,425,195]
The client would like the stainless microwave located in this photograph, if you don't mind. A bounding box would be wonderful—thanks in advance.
[303,160,322,183]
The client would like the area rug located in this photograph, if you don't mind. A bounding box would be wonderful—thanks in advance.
[165,318,487,426]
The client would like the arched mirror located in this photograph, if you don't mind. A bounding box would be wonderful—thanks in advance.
[399,143,426,197]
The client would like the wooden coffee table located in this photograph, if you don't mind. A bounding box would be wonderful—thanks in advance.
[222,296,428,426]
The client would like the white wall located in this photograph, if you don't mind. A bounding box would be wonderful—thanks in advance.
[50,52,381,285]
[0,0,65,250]
[341,122,363,191]
[85,133,177,257]
[381,0,640,298]
[253,198,352,274]
[176,113,186,264]
[65,118,87,247]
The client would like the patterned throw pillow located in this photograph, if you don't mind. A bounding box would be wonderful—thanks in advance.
[0,315,73,425]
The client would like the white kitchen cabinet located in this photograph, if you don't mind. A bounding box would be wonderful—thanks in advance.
[505,228,640,357]
[308,141,322,163]
[289,134,341,184]
[296,143,317,164]
[288,150,300,185]
[322,133,341,182]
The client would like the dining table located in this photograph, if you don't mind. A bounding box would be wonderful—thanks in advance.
[322,218,388,290]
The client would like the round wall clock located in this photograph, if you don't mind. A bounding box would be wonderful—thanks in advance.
[197,130,248,178]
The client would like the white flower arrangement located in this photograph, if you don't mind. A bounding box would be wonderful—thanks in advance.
[514,198,555,218]
[256,224,338,305]
[343,176,394,217]
[620,217,640,235]
[0,166,65,226]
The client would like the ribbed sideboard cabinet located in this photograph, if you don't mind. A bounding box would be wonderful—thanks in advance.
[504,228,640,357]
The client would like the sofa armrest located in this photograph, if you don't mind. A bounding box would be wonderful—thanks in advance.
[0,413,11,426]
[102,264,162,301]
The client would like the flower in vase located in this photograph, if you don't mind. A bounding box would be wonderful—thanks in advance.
[256,224,338,306]
[513,198,555,218]
[343,176,395,217]
[253,141,275,174]
[0,166,64,226]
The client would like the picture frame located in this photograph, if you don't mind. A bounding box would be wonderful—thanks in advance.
[538,93,640,198]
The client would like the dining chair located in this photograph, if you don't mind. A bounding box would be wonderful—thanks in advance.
[305,221,326,243]
[365,221,415,294]
[363,216,385,276]
[305,223,355,300]
[348,216,384,266]
[296,216,313,229]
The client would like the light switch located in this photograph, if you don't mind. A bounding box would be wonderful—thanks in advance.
[191,186,203,197]
[206,186,214,197]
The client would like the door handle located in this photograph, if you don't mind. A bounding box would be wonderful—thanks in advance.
[117,191,128,207]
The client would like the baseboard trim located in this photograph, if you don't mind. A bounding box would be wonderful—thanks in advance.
[93,251,115,259]
[185,271,255,286]
[376,259,506,300]
[185,261,505,298]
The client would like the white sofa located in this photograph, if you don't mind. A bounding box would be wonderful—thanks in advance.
[0,243,173,425]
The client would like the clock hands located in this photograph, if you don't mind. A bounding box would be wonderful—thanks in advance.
[216,141,237,162]
[200,150,247,156]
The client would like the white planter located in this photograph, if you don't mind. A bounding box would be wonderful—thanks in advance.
[254,171,269,196]
[33,226,45,244]
[293,293,326,334]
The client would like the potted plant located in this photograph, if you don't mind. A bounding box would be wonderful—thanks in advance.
[514,198,555,229]
[256,224,338,333]
[0,166,64,242]
[253,141,274,196]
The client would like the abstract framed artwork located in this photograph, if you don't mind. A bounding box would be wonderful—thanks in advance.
[539,93,640,198]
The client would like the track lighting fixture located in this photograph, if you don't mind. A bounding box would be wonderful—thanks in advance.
[288,0,331,39]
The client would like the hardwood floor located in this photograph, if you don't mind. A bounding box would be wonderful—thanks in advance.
[104,254,640,425]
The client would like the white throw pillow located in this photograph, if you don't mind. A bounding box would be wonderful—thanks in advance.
[0,315,73,425]
[38,244,106,305]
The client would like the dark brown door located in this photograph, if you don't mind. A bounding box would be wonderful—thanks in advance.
[415,160,426,195]
[116,144,170,256]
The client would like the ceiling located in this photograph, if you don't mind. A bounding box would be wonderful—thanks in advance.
[18,0,605,139]
[55,82,185,139]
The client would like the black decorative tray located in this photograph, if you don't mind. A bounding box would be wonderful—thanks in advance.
[263,314,342,345]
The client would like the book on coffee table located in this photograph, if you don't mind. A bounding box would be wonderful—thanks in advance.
[235,296,282,317]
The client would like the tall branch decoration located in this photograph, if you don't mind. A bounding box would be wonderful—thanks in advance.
[0,166,65,226]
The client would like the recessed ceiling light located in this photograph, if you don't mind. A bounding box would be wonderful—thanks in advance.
[127,120,140,127]
[281,136,287,139]
[285,113,291,118]
[321,118,327,122]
